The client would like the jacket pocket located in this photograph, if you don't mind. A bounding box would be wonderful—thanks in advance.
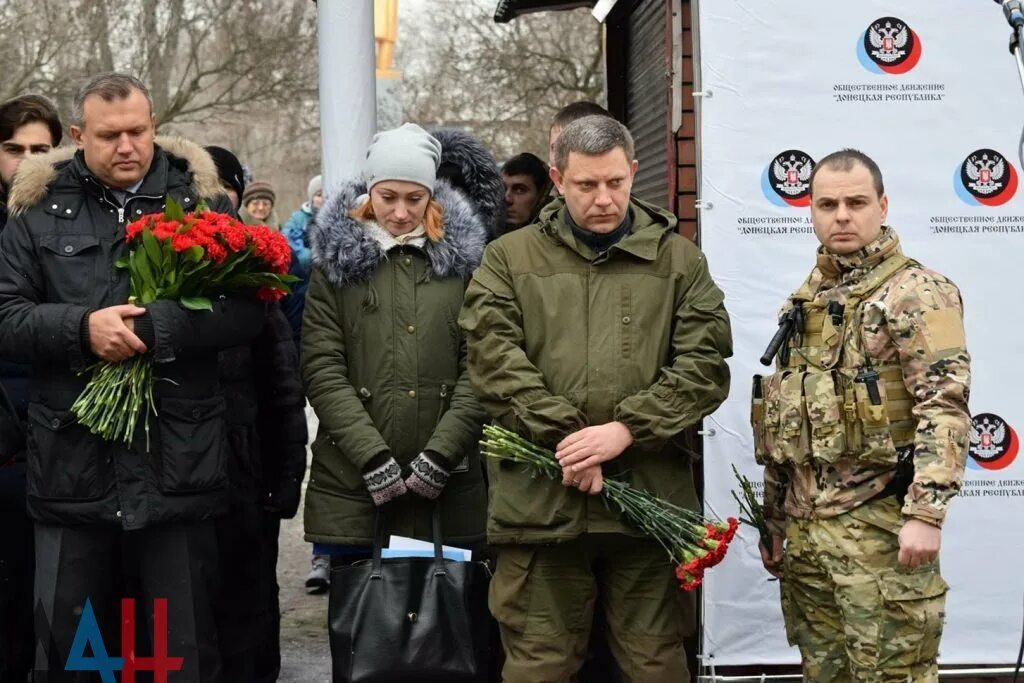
[39,234,101,305]
[803,371,846,464]
[750,375,767,465]
[853,378,897,466]
[487,459,572,531]
[158,396,228,494]
[26,403,108,501]
[762,371,811,465]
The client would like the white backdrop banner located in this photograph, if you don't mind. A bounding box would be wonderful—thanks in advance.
[698,1,1024,666]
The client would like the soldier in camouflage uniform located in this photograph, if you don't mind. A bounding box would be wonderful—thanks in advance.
[752,149,971,682]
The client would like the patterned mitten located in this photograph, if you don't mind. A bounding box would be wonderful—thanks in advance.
[362,454,407,506]
[404,451,452,500]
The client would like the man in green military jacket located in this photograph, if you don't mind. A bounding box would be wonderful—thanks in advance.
[460,115,733,682]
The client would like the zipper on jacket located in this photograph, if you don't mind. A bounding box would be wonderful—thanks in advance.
[85,176,162,225]
[119,194,163,225]
[435,383,449,425]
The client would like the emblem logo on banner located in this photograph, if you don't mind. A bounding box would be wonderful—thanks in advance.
[966,413,1019,470]
[761,150,815,207]
[858,17,922,74]
[954,149,1019,206]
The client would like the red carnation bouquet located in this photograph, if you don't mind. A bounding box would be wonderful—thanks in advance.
[71,197,296,446]
[481,424,739,591]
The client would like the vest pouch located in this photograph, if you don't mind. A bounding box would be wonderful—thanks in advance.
[750,375,768,465]
[803,371,846,464]
[766,371,811,466]
[853,378,898,466]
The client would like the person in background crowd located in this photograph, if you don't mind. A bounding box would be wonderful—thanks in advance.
[0,92,62,683]
[429,127,506,239]
[283,174,322,271]
[1,95,62,231]
[501,152,550,232]
[205,145,308,681]
[548,101,610,171]
[241,179,279,228]
[0,72,268,681]
[205,145,247,212]
[756,149,971,681]
[282,174,322,370]
[460,115,732,682]
[301,123,488,616]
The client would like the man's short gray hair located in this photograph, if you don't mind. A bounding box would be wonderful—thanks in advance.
[71,73,153,127]
[553,115,634,173]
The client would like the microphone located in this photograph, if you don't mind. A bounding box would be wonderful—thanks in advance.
[1000,0,1024,29]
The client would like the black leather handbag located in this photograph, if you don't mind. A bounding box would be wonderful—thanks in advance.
[327,507,491,683]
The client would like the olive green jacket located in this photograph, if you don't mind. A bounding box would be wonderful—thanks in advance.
[459,198,733,544]
[302,181,489,546]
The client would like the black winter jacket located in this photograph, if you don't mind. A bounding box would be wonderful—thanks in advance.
[0,137,266,528]
[219,303,307,518]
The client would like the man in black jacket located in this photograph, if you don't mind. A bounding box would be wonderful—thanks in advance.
[0,92,63,683]
[0,73,266,682]
[206,144,308,682]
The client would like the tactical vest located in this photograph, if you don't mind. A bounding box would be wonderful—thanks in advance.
[751,254,917,468]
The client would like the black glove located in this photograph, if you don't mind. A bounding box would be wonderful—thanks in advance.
[362,453,407,506]
[405,451,453,500]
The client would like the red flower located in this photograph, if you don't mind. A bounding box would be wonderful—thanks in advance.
[675,563,704,591]
[171,233,198,253]
[256,286,285,302]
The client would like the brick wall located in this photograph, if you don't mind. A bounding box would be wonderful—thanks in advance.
[675,2,698,242]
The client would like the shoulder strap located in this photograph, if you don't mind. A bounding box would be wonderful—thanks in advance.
[845,254,913,309]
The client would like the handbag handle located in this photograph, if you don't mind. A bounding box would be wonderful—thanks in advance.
[370,504,447,579]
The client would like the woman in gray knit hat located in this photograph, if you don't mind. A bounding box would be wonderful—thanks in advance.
[300,124,489,610]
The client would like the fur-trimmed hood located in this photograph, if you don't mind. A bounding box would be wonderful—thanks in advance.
[7,135,223,215]
[428,127,505,238]
[310,179,488,287]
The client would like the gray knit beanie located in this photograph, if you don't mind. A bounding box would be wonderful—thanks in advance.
[365,123,442,193]
[307,175,323,204]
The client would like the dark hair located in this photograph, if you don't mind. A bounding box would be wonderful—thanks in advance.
[0,94,62,146]
[71,73,153,127]
[809,148,885,198]
[551,101,610,133]
[502,153,548,193]
[553,115,634,173]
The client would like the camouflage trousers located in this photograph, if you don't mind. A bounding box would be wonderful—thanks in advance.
[781,496,948,683]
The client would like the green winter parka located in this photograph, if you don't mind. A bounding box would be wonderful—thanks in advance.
[459,197,733,544]
[302,180,489,546]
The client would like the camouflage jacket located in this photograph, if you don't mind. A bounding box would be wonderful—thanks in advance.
[762,227,971,528]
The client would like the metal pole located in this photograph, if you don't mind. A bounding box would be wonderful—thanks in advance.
[317,0,378,191]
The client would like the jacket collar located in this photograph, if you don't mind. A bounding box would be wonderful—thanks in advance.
[6,135,224,216]
[541,196,677,262]
[816,225,901,280]
[310,179,489,287]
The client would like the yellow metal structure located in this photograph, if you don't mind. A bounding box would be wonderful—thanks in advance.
[375,0,400,79]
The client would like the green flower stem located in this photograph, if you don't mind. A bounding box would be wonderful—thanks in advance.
[731,464,771,548]
[481,424,728,566]
[72,356,156,447]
